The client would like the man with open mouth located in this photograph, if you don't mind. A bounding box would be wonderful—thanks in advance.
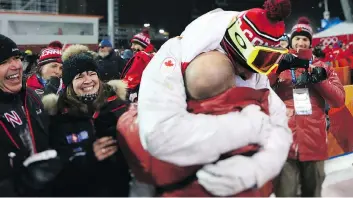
[0,34,62,196]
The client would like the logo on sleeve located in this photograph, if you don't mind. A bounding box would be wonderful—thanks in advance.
[160,57,177,76]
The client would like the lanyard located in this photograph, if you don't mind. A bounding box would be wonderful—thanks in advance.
[290,59,312,85]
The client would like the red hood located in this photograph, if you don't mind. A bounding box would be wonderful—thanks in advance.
[187,87,270,115]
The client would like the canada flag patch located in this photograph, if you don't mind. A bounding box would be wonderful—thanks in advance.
[160,57,176,76]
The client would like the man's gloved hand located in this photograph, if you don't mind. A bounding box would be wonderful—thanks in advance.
[310,67,328,84]
[295,67,328,86]
[276,54,310,74]
[295,70,311,86]
[196,155,257,196]
[20,150,62,190]
[44,76,61,95]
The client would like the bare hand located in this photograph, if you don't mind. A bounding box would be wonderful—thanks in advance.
[93,136,118,161]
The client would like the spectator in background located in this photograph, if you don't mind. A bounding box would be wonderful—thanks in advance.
[269,17,345,197]
[26,47,63,98]
[121,29,155,102]
[279,34,290,49]
[323,43,334,64]
[97,39,126,82]
[339,42,352,58]
[0,34,62,197]
[22,50,39,78]
[42,44,130,196]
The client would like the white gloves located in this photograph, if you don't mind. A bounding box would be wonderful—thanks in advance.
[196,155,257,196]
[197,105,292,196]
[23,150,58,167]
[240,105,271,146]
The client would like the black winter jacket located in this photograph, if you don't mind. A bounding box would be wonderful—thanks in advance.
[0,88,51,196]
[43,80,131,196]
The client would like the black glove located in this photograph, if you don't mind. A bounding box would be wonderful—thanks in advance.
[277,53,310,74]
[18,150,62,192]
[295,67,328,86]
[310,67,328,84]
[295,70,311,86]
[44,76,61,95]
[313,46,326,59]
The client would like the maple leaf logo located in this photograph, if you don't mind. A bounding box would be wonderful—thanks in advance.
[164,60,174,67]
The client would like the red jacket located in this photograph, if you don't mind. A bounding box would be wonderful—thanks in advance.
[117,87,273,197]
[26,74,45,96]
[322,48,334,62]
[121,49,153,102]
[268,58,345,161]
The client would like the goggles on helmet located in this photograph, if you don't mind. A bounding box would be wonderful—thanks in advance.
[226,18,288,75]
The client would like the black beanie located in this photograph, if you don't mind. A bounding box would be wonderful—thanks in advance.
[62,52,98,86]
[0,34,21,64]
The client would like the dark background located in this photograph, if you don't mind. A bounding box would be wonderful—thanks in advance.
[86,0,344,37]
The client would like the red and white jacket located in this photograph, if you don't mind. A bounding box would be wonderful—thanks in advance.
[137,9,292,193]
[121,46,154,102]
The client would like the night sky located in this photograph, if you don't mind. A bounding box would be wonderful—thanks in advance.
[86,0,345,37]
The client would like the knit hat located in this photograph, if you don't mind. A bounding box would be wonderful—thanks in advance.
[131,28,151,48]
[48,40,63,49]
[38,47,62,66]
[99,39,112,48]
[61,44,98,86]
[290,17,313,44]
[0,34,21,64]
[221,0,291,69]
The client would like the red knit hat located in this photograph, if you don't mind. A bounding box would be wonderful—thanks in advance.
[131,28,151,48]
[38,47,62,66]
[290,17,313,44]
[221,0,291,71]
[48,40,63,49]
[238,0,291,47]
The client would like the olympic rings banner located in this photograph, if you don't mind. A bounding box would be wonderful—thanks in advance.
[312,34,353,47]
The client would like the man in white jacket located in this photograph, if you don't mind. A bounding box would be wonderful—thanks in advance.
[138,0,308,196]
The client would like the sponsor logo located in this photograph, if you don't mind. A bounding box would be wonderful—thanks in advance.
[4,111,23,127]
[41,49,62,56]
[66,131,89,144]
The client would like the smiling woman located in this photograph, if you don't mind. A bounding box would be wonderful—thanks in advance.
[72,71,100,97]
[41,44,131,196]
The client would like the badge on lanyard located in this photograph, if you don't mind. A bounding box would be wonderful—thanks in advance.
[293,88,312,115]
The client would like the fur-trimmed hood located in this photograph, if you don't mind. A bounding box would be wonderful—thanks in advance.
[42,80,127,115]
[62,44,99,62]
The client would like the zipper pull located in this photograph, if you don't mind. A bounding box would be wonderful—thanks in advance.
[8,152,16,168]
